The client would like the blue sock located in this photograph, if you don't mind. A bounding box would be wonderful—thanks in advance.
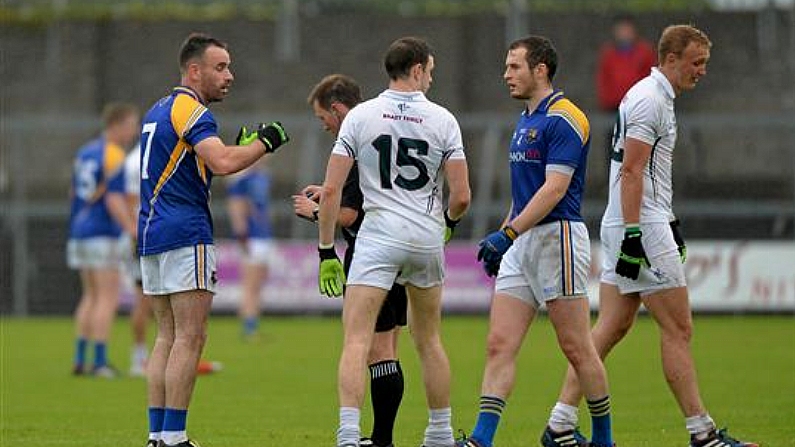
[163,407,188,433]
[74,337,87,367]
[587,396,613,447]
[148,407,166,436]
[470,395,506,447]
[93,342,107,369]
[243,316,258,335]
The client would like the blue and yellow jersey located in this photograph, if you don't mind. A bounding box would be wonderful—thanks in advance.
[508,90,590,224]
[138,86,219,255]
[226,170,273,240]
[68,136,126,239]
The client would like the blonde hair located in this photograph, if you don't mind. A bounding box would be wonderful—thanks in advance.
[101,103,139,128]
[658,25,712,62]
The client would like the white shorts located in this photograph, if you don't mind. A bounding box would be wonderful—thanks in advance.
[66,237,122,270]
[118,234,142,283]
[495,220,590,308]
[242,239,278,268]
[347,236,444,290]
[140,244,217,295]
[600,223,686,295]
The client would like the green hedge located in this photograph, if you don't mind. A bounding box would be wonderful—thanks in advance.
[0,0,712,24]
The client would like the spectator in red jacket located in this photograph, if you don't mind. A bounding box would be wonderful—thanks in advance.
[596,15,656,112]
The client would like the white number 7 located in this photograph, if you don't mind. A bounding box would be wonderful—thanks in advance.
[140,122,157,180]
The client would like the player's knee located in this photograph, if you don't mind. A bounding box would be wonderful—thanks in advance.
[663,320,693,345]
[486,331,517,361]
[176,330,207,351]
[596,318,633,348]
[557,337,592,369]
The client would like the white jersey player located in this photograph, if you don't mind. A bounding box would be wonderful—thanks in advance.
[333,89,465,253]
[602,66,678,228]
[544,25,758,447]
[315,37,471,447]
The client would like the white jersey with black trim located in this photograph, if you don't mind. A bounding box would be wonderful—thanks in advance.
[331,89,466,252]
[602,67,678,227]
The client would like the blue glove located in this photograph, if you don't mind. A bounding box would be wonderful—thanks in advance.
[477,225,518,277]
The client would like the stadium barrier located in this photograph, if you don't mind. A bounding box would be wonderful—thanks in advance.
[120,240,795,314]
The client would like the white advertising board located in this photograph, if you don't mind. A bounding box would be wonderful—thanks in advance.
[202,240,795,314]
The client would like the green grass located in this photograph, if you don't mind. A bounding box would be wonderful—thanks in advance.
[2,315,794,446]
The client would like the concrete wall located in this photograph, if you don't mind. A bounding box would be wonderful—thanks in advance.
[2,10,795,314]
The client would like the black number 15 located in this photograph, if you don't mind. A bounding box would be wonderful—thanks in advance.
[370,134,430,191]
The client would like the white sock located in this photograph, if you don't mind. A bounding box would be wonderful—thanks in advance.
[337,407,360,447]
[423,407,453,447]
[686,413,716,440]
[134,344,149,361]
[132,344,148,369]
[148,432,161,442]
[548,402,579,432]
[161,430,188,445]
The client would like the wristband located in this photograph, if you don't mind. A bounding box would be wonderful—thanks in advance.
[503,225,519,241]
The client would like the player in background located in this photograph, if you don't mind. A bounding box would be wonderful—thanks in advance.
[68,102,140,378]
[122,142,151,377]
[456,36,614,447]
[316,37,471,447]
[226,159,277,341]
[542,24,758,447]
[294,74,416,447]
[138,33,289,447]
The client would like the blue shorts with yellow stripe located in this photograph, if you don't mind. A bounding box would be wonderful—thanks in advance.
[495,220,590,307]
[140,244,216,295]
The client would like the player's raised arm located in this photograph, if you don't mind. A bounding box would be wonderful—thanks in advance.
[193,122,289,176]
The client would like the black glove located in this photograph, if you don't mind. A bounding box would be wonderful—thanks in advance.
[443,209,460,243]
[615,225,650,280]
[670,219,686,263]
[236,122,290,153]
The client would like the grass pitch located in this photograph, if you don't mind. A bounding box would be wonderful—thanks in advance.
[2,315,794,446]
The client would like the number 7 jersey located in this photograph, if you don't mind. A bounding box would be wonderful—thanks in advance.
[331,89,466,252]
[137,86,219,256]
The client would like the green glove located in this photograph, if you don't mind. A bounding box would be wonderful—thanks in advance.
[318,246,346,297]
[236,125,259,145]
[443,209,460,243]
[236,122,290,153]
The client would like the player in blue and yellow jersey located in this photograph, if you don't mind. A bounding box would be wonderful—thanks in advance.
[68,103,140,378]
[457,36,614,447]
[138,33,289,447]
[226,162,277,340]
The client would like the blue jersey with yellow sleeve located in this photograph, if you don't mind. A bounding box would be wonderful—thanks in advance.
[138,86,219,255]
[508,90,590,224]
[68,136,126,239]
[226,170,273,240]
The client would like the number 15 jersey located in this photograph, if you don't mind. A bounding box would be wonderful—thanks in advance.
[331,89,466,252]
